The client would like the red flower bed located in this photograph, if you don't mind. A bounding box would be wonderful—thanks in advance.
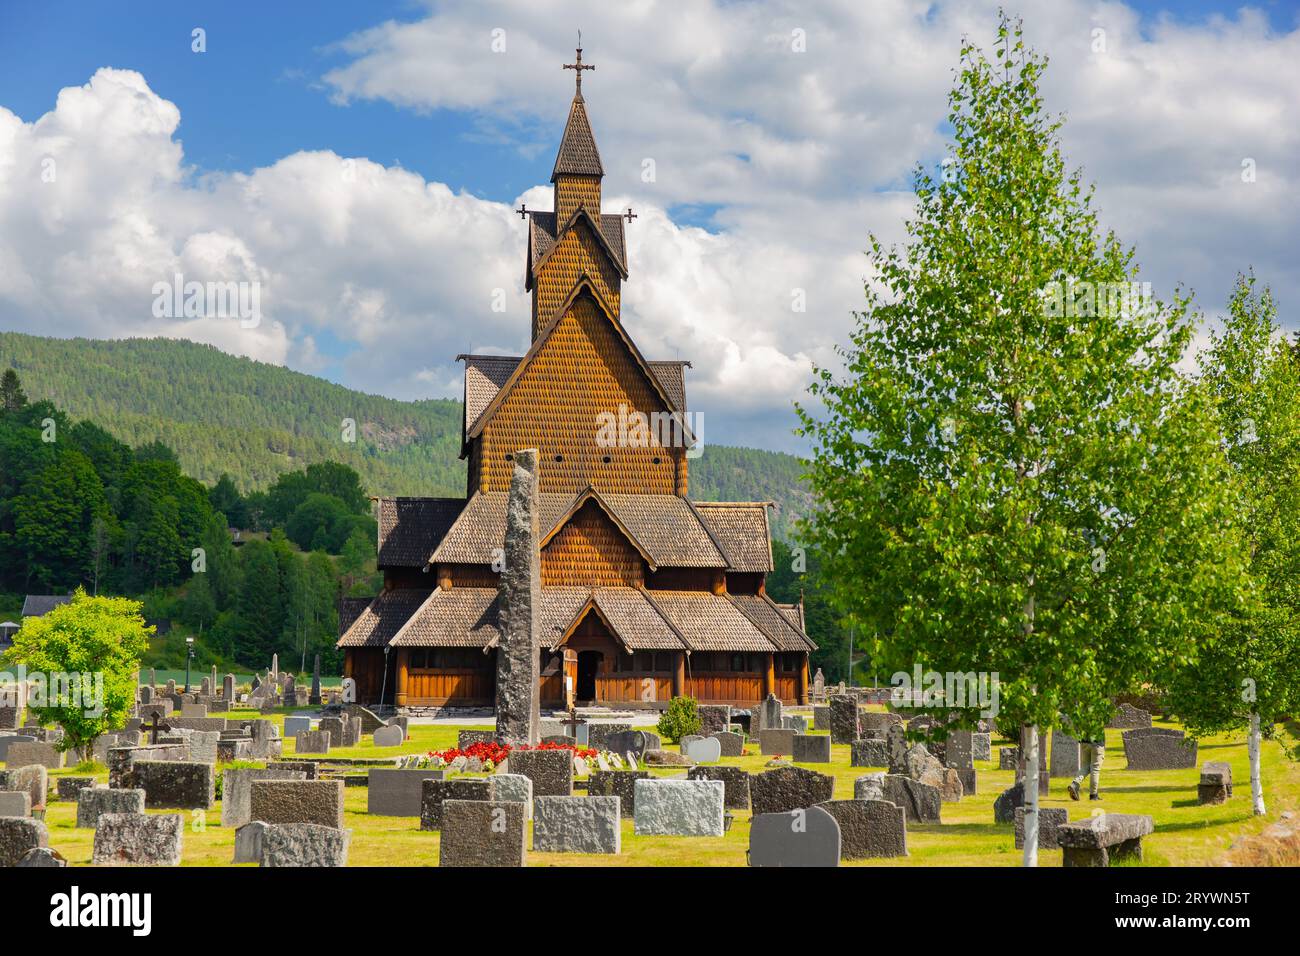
[430,740,598,764]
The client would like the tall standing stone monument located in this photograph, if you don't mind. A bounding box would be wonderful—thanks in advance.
[496,448,541,747]
[310,655,323,706]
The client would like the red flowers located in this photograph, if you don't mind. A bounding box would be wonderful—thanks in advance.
[430,740,598,764]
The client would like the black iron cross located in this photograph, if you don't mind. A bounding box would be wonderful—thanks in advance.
[516,203,528,219]
[563,45,595,95]
[145,712,171,745]
[624,207,637,223]
[568,705,580,739]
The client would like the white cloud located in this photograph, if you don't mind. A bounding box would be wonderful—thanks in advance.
[0,2,1297,454]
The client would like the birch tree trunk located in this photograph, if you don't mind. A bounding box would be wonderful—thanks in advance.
[1022,723,1039,867]
[1249,712,1265,816]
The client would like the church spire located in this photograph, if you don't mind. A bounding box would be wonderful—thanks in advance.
[552,43,604,190]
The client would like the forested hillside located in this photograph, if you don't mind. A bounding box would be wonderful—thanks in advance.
[0,333,811,539]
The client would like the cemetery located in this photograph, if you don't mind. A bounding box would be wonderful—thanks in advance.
[2,676,1297,868]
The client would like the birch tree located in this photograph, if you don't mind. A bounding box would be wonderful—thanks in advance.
[797,14,1248,865]
[1168,273,1300,815]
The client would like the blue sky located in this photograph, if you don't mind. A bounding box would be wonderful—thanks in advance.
[1,1,1297,453]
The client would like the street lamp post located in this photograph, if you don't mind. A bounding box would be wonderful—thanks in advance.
[184,636,196,693]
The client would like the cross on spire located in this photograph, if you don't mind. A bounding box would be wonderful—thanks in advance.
[563,41,595,97]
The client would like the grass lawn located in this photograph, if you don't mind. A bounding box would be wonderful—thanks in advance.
[29,710,1300,867]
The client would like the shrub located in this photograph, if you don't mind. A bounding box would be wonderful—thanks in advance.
[657,696,702,743]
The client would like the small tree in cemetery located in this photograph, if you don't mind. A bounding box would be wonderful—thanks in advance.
[5,589,152,754]
[1166,273,1300,814]
[657,695,703,743]
[797,14,1248,865]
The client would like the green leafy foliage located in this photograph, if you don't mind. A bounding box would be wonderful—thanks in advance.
[656,695,703,743]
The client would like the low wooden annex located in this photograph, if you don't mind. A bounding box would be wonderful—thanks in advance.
[338,48,814,712]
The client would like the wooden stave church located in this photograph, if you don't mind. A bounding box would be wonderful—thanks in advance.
[337,50,815,712]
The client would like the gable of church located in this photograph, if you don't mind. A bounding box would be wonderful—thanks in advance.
[531,215,623,338]
[542,498,646,587]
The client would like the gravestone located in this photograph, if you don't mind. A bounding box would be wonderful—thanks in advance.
[77,788,145,828]
[439,800,527,867]
[489,773,533,819]
[946,730,975,770]
[295,730,331,754]
[55,776,95,803]
[260,823,350,867]
[812,706,830,731]
[1107,702,1152,730]
[603,730,659,757]
[222,674,235,702]
[972,732,991,762]
[750,766,835,815]
[0,735,37,762]
[683,737,722,763]
[633,778,725,836]
[687,765,751,810]
[812,668,826,701]
[368,768,446,817]
[309,655,323,706]
[999,747,1020,770]
[458,729,496,749]
[17,847,66,867]
[223,768,309,828]
[1057,813,1154,867]
[0,765,47,812]
[0,817,48,866]
[818,798,907,859]
[93,812,183,865]
[495,448,542,747]
[588,723,632,750]
[532,795,620,853]
[0,708,19,732]
[1122,728,1197,770]
[284,716,312,738]
[887,722,909,773]
[901,743,964,802]
[587,770,649,817]
[507,748,572,796]
[1015,806,1069,849]
[373,725,405,747]
[782,715,808,733]
[851,738,890,767]
[792,734,831,763]
[860,711,903,739]
[0,791,31,817]
[1050,731,1081,778]
[131,760,214,810]
[712,731,744,757]
[853,771,886,801]
[4,741,59,769]
[272,760,318,780]
[828,695,858,745]
[698,705,730,735]
[880,774,942,823]
[760,728,796,756]
[248,779,344,829]
[749,807,840,867]
[993,782,1024,823]
[420,778,490,830]
[1198,761,1233,805]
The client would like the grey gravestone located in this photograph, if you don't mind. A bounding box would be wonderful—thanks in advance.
[458,729,496,749]
[0,817,48,866]
[0,708,20,731]
[792,734,831,763]
[812,706,830,731]
[1050,731,1081,778]
[993,782,1024,823]
[1015,806,1069,849]
[687,765,751,810]
[284,716,312,738]
[782,715,808,733]
[586,770,648,817]
[92,812,182,866]
[818,798,907,859]
[588,723,632,750]
[489,773,533,819]
[1107,702,1152,730]
[223,768,308,828]
[633,778,725,836]
[295,730,331,754]
[55,776,95,802]
[946,730,975,770]
[367,768,446,817]
[77,788,145,828]
[131,760,214,810]
[853,771,886,801]
[757,693,783,737]
[750,766,835,815]
[748,807,840,867]
[507,748,572,796]
[880,774,942,823]
[759,728,796,756]
[698,704,730,735]
[683,737,722,763]
[1057,813,1154,867]
[851,738,890,767]
[828,696,858,745]
[17,847,66,867]
[972,732,991,762]
[233,821,269,863]
[712,731,744,757]
[0,735,37,762]
[860,711,903,738]
[1122,728,1197,770]
[309,656,323,706]
[0,791,31,817]
[886,723,909,773]
[532,795,620,853]
[439,800,526,867]
[260,823,350,867]
[373,725,405,747]
[4,741,59,769]
[222,674,235,702]
[1198,761,1233,805]
[420,778,490,830]
[999,747,1020,770]
[495,448,542,747]
[249,779,344,829]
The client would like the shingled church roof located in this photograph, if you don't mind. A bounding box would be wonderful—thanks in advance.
[552,94,604,180]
